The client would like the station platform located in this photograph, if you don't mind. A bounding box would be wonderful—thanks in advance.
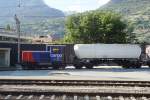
[0,75,149,81]
[0,67,150,81]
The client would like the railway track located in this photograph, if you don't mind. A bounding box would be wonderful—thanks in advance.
[0,79,150,100]
[0,79,150,87]
[0,91,150,100]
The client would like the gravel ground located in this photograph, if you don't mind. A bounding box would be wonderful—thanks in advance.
[0,66,150,81]
[0,85,149,94]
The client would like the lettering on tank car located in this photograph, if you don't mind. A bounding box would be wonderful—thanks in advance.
[53,48,59,52]
[50,54,63,57]
[52,48,61,53]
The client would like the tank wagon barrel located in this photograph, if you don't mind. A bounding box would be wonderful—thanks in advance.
[73,44,144,69]
[74,44,142,59]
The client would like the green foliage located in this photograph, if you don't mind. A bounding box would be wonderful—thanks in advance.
[64,11,129,44]
[125,22,138,43]
[100,0,150,43]
[21,17,65,37]
[6,24,11,30]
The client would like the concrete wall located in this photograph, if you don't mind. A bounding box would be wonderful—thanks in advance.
[0,48,10,67]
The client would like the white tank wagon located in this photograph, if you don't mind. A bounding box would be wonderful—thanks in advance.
[74,44,141,59]
[146,45,150,58]
[73,44,143,69]
[145,45,150,67]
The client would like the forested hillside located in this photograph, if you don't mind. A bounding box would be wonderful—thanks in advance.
[0,0,65,37]
[100,0,150,43]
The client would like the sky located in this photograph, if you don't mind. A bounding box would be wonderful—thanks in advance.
[43,0,110,12]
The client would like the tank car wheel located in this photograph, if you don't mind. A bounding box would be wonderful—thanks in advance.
[22,66,29,70]
[129,63,141,69]
[21,63,30,70]
[23,65,35,70]
[135,66,141,69]
[134,64,142,69]
[85,63,93,69]
[53,66,59,70]
[147,64,150,68]
[122,62,138,69]
[147,62,150,68]
[58,65,66,70]
[122,66,129,69]
[74,64,82,69]
[27,66,34,70]
[75,66,82,69]
[122,64,130,69]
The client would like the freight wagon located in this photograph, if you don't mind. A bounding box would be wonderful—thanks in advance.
[21,44,75,69]
[74,44,144,69]
[21,44,150,70]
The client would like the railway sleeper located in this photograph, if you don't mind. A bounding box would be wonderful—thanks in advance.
[1,93,150,100]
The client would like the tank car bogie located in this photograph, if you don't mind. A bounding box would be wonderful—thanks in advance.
[121,60,142,68]
[85,63,93,69]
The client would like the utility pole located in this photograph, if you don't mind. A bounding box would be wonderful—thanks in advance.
[14,14,21,64]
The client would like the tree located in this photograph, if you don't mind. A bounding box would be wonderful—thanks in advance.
[126,22,138,43]
[6,24,11,30]
[64,11,131,44]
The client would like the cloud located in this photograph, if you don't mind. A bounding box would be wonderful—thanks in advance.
[67,5,83,12]
[97,0,110,6]
[74,0,82,5]
[44,0,110,12]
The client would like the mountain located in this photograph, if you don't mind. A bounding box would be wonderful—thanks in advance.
[0,0,65,23]
[100,0,150,43]
[64,11,78,16]
[0,0,65,38]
